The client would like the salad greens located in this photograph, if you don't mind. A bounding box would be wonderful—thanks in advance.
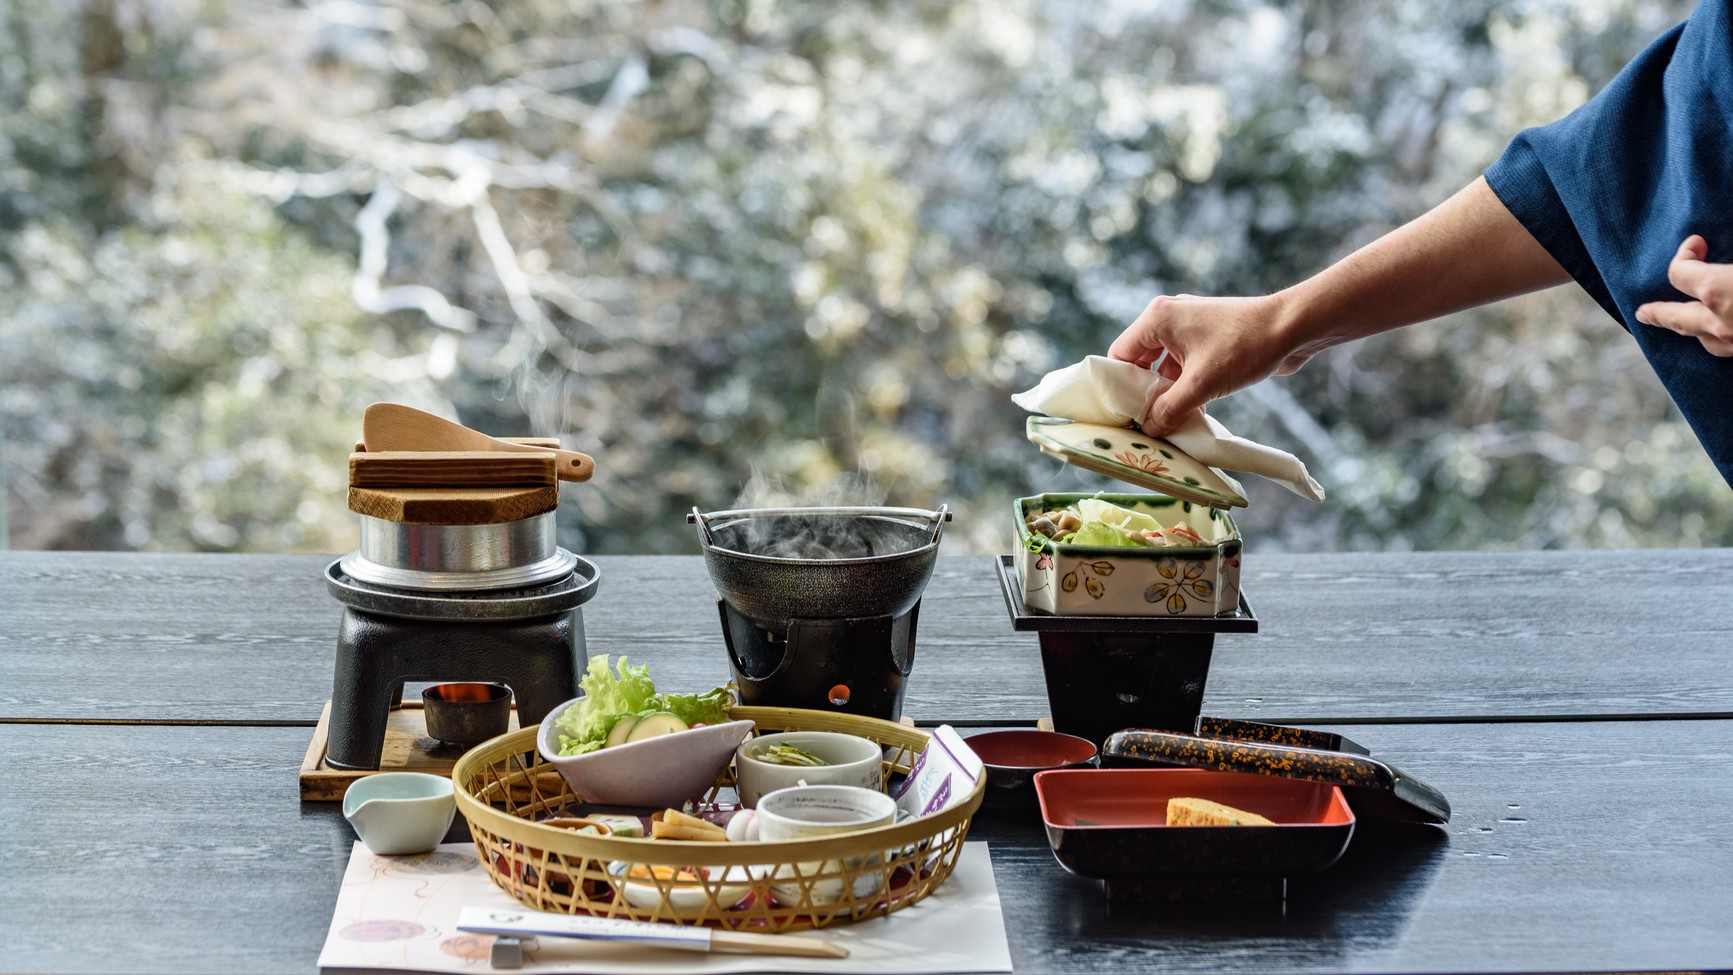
[1026,497,1213,548]
[1076,498,1161,534]
[1063,521,1146,548]
[1061,499,1163,547]
[554,655,733,756]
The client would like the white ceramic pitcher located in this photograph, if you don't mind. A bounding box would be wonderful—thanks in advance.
[341,772,456,856]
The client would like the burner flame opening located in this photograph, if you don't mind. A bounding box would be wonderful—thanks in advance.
[426,682,509,704]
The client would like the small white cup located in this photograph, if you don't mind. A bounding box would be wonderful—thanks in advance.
[342,772,456,856]
[756,784,897,906]
[734,731,885,809]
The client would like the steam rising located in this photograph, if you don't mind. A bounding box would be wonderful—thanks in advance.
[508,357,574,445]
[708,513,926,561]
[733,468,888,511]
[712,469,927,561]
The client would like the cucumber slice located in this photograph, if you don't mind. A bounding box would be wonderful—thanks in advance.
[588,814,646,838]
[625,712,689,742]
[603,714,642,748]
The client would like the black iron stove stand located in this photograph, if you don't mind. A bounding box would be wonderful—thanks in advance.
[321,560,599,770]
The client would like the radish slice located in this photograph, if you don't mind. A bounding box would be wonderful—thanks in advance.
[726,810,757,843]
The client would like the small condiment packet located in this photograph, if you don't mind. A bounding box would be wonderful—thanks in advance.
[894,725,984,819]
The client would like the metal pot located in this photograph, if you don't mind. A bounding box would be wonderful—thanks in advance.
[689,505,951,631]
[337,511,577,591]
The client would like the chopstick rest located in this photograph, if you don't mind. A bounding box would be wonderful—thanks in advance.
[489,936,525,970]
[456,906,848,963]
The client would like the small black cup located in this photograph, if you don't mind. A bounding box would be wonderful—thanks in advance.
[421,683,512,746]
[965,729,1099,818]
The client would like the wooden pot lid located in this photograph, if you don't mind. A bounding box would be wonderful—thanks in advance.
[347,485,560,525]
[346,436,564,525]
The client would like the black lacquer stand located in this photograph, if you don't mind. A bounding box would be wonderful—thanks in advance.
[717,598,917,722]
[995,555,1258,745]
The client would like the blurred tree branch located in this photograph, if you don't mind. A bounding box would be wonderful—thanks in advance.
[2,0,1720,556]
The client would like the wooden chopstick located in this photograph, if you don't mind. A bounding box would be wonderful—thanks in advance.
[711,929,849,958]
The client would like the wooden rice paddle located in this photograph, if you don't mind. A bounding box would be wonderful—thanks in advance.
[362,403,594,482]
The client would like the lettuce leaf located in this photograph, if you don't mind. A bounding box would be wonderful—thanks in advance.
[555,654,660,755]
[553,655,735,756]
[1076,498,1162,534]
[650,686,734,728]
[1061,521,1146,547]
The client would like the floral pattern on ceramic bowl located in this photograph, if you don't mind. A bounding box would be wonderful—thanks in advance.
[1013,493,1242,617]
[1024,417,1248,507]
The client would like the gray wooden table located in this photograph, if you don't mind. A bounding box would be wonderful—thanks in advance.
[3,550,1732,973]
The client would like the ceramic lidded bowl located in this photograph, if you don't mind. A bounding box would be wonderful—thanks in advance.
[1014,492,1242,617]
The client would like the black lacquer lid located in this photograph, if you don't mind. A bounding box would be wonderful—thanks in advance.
[1103,719,1451,825]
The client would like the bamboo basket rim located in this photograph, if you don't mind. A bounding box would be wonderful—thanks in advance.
[452,706,984,870]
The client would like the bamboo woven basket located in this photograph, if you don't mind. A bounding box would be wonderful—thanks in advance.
[452,706,983,930]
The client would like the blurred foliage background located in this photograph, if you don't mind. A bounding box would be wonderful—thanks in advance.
[3,0,1725,557]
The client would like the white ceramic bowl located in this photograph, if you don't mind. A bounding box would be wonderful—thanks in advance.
[734,731,886,808]
[755,784,898,906]
[607,860,765,911]
[536,699,753,808]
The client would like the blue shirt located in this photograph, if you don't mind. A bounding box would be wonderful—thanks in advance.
[1484,0,1733,486]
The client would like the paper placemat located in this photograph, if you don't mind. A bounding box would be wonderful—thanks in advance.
[317,842,1011,974]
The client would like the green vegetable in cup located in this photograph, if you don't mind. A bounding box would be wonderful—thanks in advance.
[753,743,830,767]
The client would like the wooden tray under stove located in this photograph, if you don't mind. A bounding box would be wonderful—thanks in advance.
[299,699,524,801]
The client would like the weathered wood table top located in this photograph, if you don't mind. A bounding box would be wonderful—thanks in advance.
[3,549,1731,974]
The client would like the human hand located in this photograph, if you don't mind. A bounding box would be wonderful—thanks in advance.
[1107,293,1320,435]
[1636,236,1733,356]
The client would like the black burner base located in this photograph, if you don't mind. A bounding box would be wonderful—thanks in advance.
[718,598,917,722]
[321,559,598,771]
[326,609,585,770]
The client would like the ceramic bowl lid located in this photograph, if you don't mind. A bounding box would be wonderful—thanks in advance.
[1025,416,1248,509]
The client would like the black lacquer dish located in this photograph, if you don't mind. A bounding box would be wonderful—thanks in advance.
[1035,767,1355,902]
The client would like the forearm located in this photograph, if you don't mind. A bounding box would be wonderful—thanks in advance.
[1274,176,1572,354]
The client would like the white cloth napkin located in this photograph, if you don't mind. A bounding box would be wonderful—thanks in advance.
[1012,356,1326,502]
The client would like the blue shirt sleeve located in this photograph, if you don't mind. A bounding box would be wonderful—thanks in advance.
[1483,0,1733,486]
